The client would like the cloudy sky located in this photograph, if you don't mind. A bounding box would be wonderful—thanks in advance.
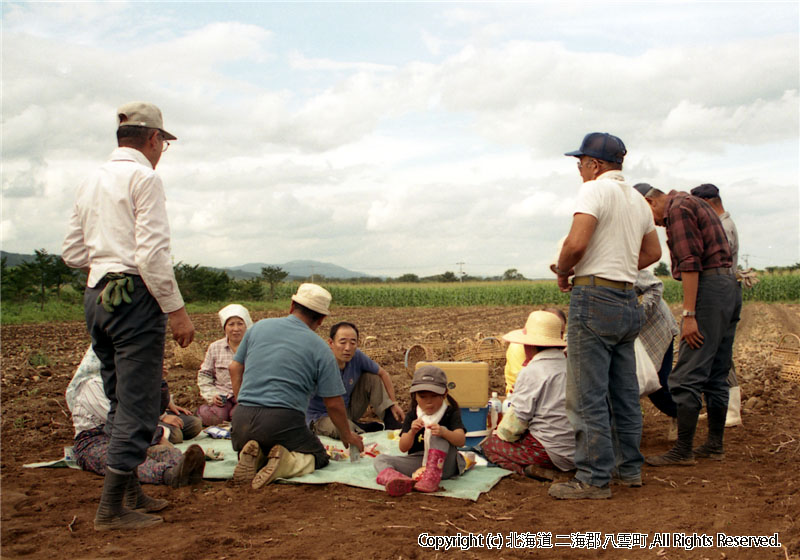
[2,2,798,279]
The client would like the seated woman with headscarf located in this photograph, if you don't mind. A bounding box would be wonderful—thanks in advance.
[197,304,253,426]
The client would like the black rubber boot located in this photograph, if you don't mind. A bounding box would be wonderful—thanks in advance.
[95,467,163,531]
[124,470,169,512]
[694,404,726,460]
[646,405,699,467]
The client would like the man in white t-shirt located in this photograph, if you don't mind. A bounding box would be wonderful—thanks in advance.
[548,132,661,500]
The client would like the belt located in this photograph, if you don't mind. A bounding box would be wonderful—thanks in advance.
[701,267,732,277]
[572,275,634,291]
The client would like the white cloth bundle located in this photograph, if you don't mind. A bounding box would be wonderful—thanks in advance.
[416,401,448,464]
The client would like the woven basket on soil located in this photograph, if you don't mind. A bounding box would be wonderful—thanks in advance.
[473,336,506,363]
[362,336,390,363]
[452,338,476,362]
[422,330,446,353]
[771,333,800,365]
[781,363,800,384]
[404,344,433,374]
[771,333,800,383]
[172,341,205,370]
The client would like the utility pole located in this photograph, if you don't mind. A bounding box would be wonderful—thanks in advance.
[456,261,465,282]
[310,264,315,283]
[742,254,749,269]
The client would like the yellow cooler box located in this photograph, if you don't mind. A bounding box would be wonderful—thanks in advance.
[415,361,489,407]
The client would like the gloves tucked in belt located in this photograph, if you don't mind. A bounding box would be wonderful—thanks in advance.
[96,273,135,312]
[736,268,759,289]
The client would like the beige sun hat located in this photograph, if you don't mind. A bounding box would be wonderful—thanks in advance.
[503,310,566,347]
[218,304,253,330]
[291,283,331,316]
[116,101,177,140]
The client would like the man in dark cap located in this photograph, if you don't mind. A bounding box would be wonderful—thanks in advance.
[690,183,743,427]
[639,187,739,467]
[548,133,661,500]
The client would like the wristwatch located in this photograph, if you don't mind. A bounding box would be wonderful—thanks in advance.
[681,310,696,317]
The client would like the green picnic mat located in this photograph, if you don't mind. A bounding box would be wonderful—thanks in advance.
[24,431,511,501]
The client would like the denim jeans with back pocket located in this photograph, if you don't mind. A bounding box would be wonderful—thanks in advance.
[565,285,644,487]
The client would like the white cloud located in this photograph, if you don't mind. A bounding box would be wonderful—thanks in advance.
[1,2,797,277]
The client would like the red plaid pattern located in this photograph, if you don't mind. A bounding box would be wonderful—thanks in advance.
[482,432,555,475]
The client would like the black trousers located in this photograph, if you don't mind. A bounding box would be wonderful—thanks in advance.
[84,275,166,472]
[669,274,741,412]
[232,405,330,470]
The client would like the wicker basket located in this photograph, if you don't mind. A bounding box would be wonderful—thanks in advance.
[452,338,476,362]
[781,363,800,384]
[404,344,433,374]
[772,334,800,383]
[422,330,446,353]
[771,333,800,365]
[473,336,506,363]
[362,336,389,363]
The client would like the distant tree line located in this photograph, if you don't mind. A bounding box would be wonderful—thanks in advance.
[4,250,796,309]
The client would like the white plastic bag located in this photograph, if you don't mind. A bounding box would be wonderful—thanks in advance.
[635,338,661,397]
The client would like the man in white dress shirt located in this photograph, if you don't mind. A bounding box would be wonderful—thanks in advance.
[62,102,194,531]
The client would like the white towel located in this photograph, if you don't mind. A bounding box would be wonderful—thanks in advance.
[417,401,448,464]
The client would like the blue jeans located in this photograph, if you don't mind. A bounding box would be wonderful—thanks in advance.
[565,286,644,487]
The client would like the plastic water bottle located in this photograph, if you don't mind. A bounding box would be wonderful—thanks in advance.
[487,392,502,430]
[502,398,513,417]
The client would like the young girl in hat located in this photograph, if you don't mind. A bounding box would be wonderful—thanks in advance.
[373,365,467,496]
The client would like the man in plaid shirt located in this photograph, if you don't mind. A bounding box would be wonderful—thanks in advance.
[640,187,740,467]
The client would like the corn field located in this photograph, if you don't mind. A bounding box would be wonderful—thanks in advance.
[272,273,799,307]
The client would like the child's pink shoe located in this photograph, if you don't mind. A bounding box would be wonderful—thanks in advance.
[414,449,446,493]
[376,468,414,497]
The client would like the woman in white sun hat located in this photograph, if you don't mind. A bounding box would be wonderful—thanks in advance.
[481,310,575,481]
[197,304,253,426]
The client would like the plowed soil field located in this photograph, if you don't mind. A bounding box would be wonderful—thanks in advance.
[2,303,799,559]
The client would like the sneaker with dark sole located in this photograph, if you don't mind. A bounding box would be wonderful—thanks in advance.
[251,445,289,489]
[548,478,611,500]
[523,465,555,482]
[693,444,724,461]
[645,450,697,467]
[233,440,264,485]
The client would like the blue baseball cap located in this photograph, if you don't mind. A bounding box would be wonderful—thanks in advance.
[565,132,627,164]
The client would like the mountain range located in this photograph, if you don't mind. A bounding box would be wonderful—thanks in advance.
[0,251,369,280]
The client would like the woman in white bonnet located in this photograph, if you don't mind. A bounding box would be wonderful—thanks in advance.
[196,304,253,426]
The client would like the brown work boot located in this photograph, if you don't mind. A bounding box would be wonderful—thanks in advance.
[163,444,206,488]
[251,445,315,489]
[233,440,264,485]
[251,445,289,489]
[523,464,555,482]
